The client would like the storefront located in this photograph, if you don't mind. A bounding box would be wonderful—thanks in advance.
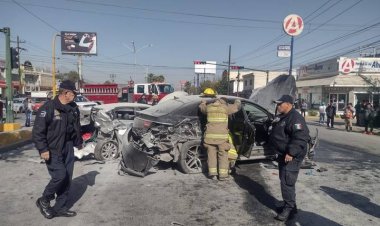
[296,57,380,111]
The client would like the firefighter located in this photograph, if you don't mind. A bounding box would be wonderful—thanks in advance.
[227,133,238,174]
[199,88,241,180]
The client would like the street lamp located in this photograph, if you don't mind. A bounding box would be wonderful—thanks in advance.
[123,41,152,78]
[52,33,60,97]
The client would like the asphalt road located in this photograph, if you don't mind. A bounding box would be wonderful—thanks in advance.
[0,123,379,226]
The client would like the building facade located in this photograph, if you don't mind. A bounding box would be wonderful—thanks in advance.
[227,70,287,97]
[297,57,380,112]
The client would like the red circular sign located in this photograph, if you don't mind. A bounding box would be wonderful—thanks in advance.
[283,14,304,36]
[341,58,355,74]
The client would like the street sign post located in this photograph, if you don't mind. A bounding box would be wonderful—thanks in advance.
[283,14,304,76]
[277,45,291,58]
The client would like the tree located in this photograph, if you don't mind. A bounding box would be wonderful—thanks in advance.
[147,73,165,83]
[59,71,79,82]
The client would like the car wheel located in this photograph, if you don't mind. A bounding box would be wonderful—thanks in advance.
[178,140,207,174]
[94,139,119,161]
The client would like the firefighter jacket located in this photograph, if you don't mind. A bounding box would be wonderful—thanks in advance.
[199,98,241,145]
[269,108,310,160]
[32,96,83,155]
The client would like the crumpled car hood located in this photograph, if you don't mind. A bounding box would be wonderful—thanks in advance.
[249,74,296,113]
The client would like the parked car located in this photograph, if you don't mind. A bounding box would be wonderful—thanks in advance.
[13,97,27,113]
[31,97,47,113]
[121,95,318,177]
[75,94,100,118]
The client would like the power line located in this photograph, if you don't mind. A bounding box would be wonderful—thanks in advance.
[233,0,344,62]
[11,0,59,32]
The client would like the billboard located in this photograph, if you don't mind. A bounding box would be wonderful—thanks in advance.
[61,31,97,55]
[194,61,216,74]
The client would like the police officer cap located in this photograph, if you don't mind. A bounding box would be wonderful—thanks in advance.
[275,95,294,104]
[60,80,77,94]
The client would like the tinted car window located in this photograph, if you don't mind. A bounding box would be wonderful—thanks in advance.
[243,102,269,122]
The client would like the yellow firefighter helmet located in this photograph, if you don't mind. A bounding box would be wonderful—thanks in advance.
[201,88,217,97]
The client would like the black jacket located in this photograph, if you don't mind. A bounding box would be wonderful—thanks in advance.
[32,96,82,154]
[269,108,310,160]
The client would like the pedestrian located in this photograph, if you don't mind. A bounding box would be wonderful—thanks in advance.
[199,88,241,181]
[32,80,83,219]
[318,102,326,125]
[343,103,354,132]
[363,102,375,135]
[25,98,33,127]
[300,100,307,118]
[326,101,336,128]
[138,93,148,104]
[151,94,159,106]
[0,99,3,123]
[269,95,310,221]
[354,100,363,126]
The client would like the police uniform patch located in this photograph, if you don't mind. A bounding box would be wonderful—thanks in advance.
[294,123,303,130]
[54,109,61,120]
[39,111,46,117]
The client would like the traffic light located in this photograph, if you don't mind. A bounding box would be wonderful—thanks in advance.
[10,47,19,69]
[230,65,244,70]
[194,60,206,65]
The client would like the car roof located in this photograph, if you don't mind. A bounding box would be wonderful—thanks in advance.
[93,103,151,112]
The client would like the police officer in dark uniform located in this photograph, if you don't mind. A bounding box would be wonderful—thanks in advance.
[33,80,83,219]
[269,95,310,221]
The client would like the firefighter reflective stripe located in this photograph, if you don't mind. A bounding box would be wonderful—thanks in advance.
[205,133,229,140]
[228,133,238,160]
[207,104,228,123]
[219,168,229,176]
[209,168,217,174]
[208,117,228,123]
[228,149,238,160]
[207,112,228,123]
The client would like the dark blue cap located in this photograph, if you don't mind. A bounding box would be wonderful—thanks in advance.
[275,95,294,104]
[60,80,77,93]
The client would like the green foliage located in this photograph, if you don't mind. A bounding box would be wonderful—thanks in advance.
[57,71,79,82]
[308,110,318,116]
[147,73,165,83]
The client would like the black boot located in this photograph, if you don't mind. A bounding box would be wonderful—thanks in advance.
[275,207,297,221]
[36,197,54,219]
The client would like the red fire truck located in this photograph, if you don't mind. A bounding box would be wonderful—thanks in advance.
[81,83,119,104]
[132,83,174,103]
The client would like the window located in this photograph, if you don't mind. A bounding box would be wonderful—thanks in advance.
[244,80,247,86]
[243,102,269,122]
[137,85,145,94]
[157,84,174,93]
[249,79,252,85]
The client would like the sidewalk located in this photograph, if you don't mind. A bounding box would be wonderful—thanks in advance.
[305,116,380,135]
[0,125,33,153]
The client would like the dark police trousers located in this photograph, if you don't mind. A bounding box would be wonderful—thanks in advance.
[42,141,74,212]
[278,158,302,208]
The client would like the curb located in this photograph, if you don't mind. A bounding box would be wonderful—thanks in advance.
[0,130,33,153]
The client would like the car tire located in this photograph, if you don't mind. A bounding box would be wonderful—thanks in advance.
[94,139,119,161]
[177,140,207,174]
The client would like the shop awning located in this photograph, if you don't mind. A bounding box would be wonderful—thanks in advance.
[296,76,336,87]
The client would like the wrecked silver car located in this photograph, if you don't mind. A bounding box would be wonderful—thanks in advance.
[74,103,151,160]
[120,75,318,177]
[120,95,287,177]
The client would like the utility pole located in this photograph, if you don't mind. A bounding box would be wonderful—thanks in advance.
[227,45,231,95]
[77,55,83,90]
[110,74,116,83]
[1,27,14,123]
[13,36,26,94]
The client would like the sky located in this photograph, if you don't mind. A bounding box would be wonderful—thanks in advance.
[1,0,380,89]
